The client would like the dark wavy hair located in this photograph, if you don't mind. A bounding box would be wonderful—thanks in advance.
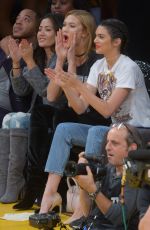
[34,13,64,73]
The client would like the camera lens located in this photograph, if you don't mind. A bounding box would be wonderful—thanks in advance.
[64,161,78,177]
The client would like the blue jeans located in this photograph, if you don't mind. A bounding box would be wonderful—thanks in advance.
[45,122,109,176]
[2,112,31,129]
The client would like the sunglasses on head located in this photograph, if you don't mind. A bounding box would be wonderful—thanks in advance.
[111,123,141,147]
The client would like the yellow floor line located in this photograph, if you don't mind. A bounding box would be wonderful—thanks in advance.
[0,203,71,229]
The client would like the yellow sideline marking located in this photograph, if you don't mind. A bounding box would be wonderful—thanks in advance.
[0,203,71,230]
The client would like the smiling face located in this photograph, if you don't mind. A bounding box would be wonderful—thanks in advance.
[37,18,56,48]
[105,127,130,167]
[62,14,86,48]
[94,25,120,56]
[13,9,37,39]
[51,0,74,15]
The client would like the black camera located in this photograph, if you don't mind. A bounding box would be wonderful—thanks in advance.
[64,155,107,181]
[125,149,150,188]
[29,211,61,230]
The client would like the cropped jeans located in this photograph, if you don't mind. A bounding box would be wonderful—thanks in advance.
[45,122,110,176]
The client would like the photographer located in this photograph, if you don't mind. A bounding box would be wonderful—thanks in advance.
[74,123,143,229]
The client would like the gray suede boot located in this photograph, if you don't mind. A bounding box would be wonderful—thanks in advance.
[0,129,28,203]
[0,129,10,198]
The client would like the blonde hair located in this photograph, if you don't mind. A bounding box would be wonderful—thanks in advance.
[65,10,96,53]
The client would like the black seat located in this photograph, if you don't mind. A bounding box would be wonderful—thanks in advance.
[135,60,150,146]
[135,60,150,97]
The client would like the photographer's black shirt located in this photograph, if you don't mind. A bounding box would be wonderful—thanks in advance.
[83,165,139,230]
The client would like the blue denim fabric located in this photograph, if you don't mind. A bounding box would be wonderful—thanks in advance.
[45,122,110,176]
[85,125,110,156]
[2,112,31,129]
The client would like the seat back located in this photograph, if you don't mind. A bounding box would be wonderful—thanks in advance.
[135,60,150,97]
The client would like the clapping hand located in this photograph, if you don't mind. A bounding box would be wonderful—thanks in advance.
[55,30,77,70]
[45,68,64,87]
[0,35,12,56]
[55,29,68,65]
[45,67,79,89]
[19,39,33,64]
[8,38,21,63]
[67,32,76,61]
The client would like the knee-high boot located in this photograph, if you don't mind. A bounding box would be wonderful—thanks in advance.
[0,129,10,198]
[13,127,52,210]
[0,128,28,203]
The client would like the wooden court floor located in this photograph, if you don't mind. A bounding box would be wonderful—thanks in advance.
[0,203,70,230]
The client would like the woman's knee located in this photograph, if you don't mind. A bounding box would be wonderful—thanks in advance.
[85,126,110,156]
[88,126,109,139]
[54,123,80,143]
[55,123,73,137]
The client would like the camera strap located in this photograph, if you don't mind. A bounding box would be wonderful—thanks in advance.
[120,165,126,205]
[120,166,128,230]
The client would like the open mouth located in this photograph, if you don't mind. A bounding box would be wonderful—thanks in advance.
[63,35,69,43]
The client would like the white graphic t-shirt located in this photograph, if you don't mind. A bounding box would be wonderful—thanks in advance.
[87,55,150,127]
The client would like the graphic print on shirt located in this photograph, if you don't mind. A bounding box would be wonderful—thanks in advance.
[97,70,116,100]
[97,70,132,123]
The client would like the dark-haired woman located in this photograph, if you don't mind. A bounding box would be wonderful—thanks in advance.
[40,18,150,218]
[0,13,64,204]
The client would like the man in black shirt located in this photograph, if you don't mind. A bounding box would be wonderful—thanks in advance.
[74,123,143,229]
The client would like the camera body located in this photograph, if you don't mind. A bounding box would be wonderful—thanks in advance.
[125,149,150,188]
[29,211,60,230]
[64,155,107,181]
